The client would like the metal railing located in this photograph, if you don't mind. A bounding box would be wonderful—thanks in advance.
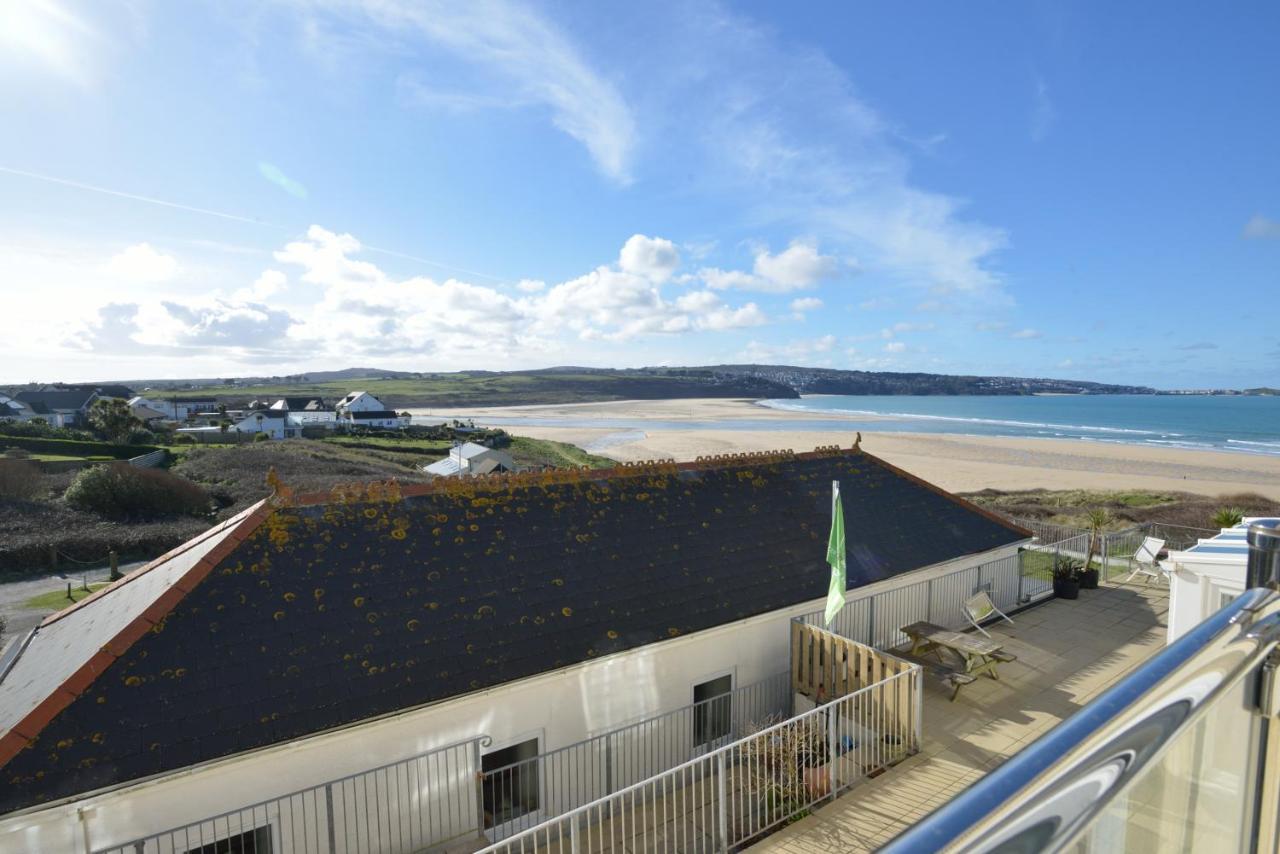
[478,671,793,838]
[882,585,1280,853]
[796,544,1061,651]
[93,736,490,854]
[478,666,922,854]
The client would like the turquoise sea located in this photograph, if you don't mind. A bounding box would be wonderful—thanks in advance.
[761,395,1280,456]
[436,394,1280,458]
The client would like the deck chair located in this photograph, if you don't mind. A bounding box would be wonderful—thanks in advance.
[1123,537,1167,584]
[963,591,1014,638]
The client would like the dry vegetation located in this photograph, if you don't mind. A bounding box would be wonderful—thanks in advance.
[0,436,613,575]
[963,488,1280,532]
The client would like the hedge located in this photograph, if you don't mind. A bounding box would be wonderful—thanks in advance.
[0,435,160,459]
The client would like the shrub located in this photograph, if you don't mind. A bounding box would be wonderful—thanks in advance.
[174,434,196,445]
[0,459,41,501]
[64,463,211,521]
[253,433,270,442]
[126,428,158,446]
[0,436,158,458]
[1211,507,1245,529]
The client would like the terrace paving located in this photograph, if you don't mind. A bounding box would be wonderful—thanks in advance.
[752,579,1170,853]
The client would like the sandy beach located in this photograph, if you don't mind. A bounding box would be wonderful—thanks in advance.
[415,398,1280,500]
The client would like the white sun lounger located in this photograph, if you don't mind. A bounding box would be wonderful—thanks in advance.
[1123,537,1167,584]
[963,591,1015,637]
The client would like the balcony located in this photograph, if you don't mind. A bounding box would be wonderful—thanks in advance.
[755,580,1169,852]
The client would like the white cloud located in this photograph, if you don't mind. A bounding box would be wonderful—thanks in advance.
[881,321,935,339]
[1243,214,1280,240]
[701,267,764,291]
[307,0,636,182]
[975,320,1008,332]
[883,341,905,353]
[741,334,836,364]
[232,269,287,303]
[859,297,893,310]
[789,297,823,315]
[618,234,680,283]
[1010,328,1042,339]
[751,240,837,290]
[102,243,179,283]
[516,279,546,293]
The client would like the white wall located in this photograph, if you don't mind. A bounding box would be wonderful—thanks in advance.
[1165,555,1246,644]
[0,542,1021,854]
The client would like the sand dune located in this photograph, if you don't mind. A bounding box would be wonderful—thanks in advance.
[412,398,1280,500]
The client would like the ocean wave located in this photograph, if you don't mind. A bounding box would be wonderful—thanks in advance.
[1228,439,1280,449]
[761,400,1163,435]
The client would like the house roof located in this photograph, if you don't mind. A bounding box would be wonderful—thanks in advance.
[347,410,399,419]
[14,390,97,412]
[0,447,1030,814]
[0,403,22,419]
[422,456,462,476]
[270,397,329,411]
[48,384,135,400]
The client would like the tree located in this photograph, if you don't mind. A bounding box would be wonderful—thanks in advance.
[1082,508,1113,574]
[88,398,143,444]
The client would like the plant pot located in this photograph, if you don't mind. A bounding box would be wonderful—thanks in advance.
[1053,577,1080,600]
[1078,568,1100,590]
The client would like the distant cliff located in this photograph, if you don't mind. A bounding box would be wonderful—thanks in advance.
[692,365,1157,396]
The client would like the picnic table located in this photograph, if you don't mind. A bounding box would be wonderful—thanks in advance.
[900,620,1016,682]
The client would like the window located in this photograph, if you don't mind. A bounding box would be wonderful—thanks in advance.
[482,738,540,829]
[693,674,734,749]
[184,826,272,854]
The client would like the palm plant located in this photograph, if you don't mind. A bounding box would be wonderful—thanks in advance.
[1211,507,1244,529]
[1080,508,1112,586]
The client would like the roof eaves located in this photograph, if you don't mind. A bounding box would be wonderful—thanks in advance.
[0,502,275,772]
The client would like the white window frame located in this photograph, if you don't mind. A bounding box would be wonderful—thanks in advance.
[480,729,545,842]
[691,667,736,755]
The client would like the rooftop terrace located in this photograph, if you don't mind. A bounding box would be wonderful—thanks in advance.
[754,579,1169,852]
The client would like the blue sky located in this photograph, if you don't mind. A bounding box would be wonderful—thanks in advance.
[1,1,1277,388]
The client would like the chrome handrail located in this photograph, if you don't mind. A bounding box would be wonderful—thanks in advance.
[881,586,1280,854]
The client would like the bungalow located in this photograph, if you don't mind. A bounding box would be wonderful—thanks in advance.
[423,441,517,477]
[270,397,336,429]
[125,397,170,424]
[157,396,218,421]
[13,389,99,428]
[0,445,1030,852]
[232,411,291,440]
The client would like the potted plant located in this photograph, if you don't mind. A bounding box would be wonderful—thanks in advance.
[1053,556,1082,600]
[1078,508,1112,590]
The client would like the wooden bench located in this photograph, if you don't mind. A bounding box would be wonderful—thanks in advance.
[899,620,1018,687]
[891,649,977,701]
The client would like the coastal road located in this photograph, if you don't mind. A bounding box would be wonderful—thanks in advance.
[0,562,146,644]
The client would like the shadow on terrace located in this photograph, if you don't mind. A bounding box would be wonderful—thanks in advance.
[752,579,1169,853]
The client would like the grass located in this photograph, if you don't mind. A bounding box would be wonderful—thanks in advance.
[25,582,111,611]
[965,488,1280,533]
[507,436,616,469]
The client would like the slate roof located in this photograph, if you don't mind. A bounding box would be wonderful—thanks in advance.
[347,409,399,419]
[14,390,97,412]
[49,384,135,400]
[270,397,329,411]
[0,446,1029,814]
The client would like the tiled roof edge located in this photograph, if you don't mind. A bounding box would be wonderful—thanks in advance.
[283,444,853,507]
[857,450,1035,540]
[0,502,275,772]
[39,501,270,629]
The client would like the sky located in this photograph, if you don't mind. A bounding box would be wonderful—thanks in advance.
[1,1,1277,388]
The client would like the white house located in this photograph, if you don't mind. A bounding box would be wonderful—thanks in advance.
[233,411,291,439]
[334,390,387,414]
[269,397,337,430]
[125,397,170,424]
[156,396,218,421]
[423,441,517,477]
[0,446,1031,852]
[1162,517,1278,643]
[12,389,99,428]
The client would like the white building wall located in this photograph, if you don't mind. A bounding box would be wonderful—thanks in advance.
[0,542,1022,854]
[1165,555,1246,644]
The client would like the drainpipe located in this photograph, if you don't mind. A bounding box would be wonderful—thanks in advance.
[1247,519,1280,590]
[77,806,94,854]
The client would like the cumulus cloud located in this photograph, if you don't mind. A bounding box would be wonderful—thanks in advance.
[618,234,680,283]
[72,225,773,366]
[102,243,179,283]
[1010,328,1042,339]
[752,240,837,290]
[883,341,906,353]
[789,297,823,318]
[702,240,838,293]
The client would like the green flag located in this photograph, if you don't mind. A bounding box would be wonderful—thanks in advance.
[824,480,846,627]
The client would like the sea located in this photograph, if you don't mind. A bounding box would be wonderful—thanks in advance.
[761,394,1280,457]
[424,394,1280,458]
